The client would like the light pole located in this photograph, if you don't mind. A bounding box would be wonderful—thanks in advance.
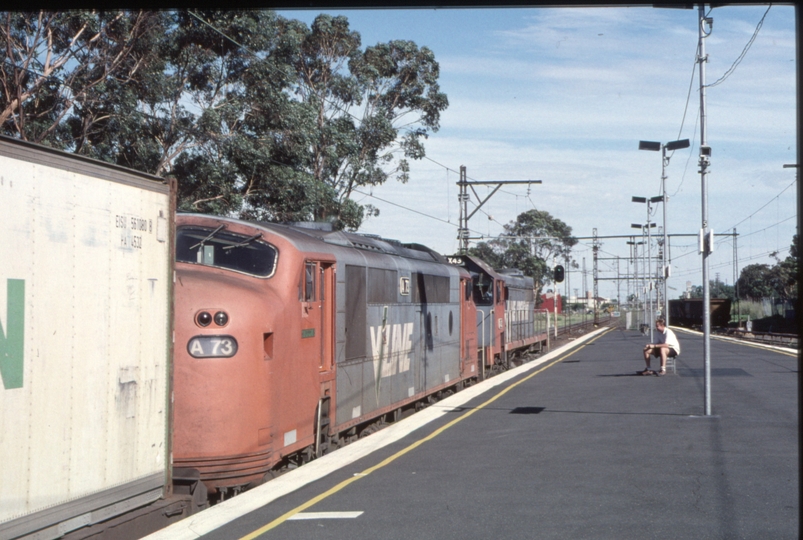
[632,198,657,342]
[698,6,714,416]
[638,138,690,327]
[626,238,644,329]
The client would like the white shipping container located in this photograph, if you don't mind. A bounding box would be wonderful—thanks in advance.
[0,138,173,540]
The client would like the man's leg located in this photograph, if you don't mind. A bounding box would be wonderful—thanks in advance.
[659,347,669,373]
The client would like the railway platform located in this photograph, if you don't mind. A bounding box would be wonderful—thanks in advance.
[147,325,798,540]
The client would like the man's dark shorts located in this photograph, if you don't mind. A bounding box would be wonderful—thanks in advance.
[651,347,678,358]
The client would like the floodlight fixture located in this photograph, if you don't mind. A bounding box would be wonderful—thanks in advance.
[631,196,647,203]
[665,138,690,151]
[650,195,665,203]
[639,141,661,151]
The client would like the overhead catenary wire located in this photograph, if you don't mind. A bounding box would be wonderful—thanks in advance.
[351,187,486,240]
[705,4,772,89]
[724,179,796,232]
[671,246,790,278]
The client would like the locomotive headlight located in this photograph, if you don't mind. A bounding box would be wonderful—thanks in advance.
[214,311,229,326]
[196,311,212,327]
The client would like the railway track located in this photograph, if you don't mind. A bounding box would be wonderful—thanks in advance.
[714,328,798,349]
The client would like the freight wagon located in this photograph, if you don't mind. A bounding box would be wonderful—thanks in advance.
[668,297,732,328]
[0,136,203,540]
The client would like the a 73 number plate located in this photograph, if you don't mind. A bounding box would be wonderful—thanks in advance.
[188,335,238,358]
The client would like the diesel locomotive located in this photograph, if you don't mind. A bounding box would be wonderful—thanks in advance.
[172,213,548,500]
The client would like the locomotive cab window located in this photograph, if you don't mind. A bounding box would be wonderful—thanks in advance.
[176,226,277,277]
[472,274,494,306]
[304,262,316,302]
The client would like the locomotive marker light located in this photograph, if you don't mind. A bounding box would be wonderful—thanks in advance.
[196,311,213,327]
[214,311,229,326]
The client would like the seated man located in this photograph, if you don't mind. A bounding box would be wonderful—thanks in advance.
[639,317,680,376]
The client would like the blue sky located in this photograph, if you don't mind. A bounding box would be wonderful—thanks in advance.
[277,6,796,301]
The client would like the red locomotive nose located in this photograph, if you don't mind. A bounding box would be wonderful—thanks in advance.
[173,265,281,492]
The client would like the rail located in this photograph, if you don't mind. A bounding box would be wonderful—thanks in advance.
[717,328,798,349]
[553,313,613,339]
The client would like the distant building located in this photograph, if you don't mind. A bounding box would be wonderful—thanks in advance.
[566,291,610,312]
[540,291,562,314]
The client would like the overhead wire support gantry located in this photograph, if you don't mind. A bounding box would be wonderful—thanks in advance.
[457,165,542,254]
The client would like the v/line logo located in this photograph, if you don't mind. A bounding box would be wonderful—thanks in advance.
[1,279,24,390]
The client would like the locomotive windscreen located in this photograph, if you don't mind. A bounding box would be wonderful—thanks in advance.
[176,226,278,277]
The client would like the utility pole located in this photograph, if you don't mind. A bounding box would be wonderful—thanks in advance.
[734,227,740,328]
[565,255,571,309]
[698,5,713,416]
[582,258,587,309]
[593,228,599,325]
[456,166,541,254]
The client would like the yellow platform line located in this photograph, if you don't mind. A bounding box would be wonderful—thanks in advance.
[240,327,614,539]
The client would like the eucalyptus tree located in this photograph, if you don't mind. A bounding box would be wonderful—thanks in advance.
[2,10,448,230]
[267,13,449,229]
[175,11,448,229]
[0,10,167,156]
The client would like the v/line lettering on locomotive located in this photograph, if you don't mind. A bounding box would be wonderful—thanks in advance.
[369,322,414,379]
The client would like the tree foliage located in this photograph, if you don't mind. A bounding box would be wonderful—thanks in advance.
[1,10,168,159]
[687,279,735,301]
[734,235,798,301]
[0,10,448,231]
[273,14,447,227]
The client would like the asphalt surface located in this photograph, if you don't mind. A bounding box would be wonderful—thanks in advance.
[157,326,799,540]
